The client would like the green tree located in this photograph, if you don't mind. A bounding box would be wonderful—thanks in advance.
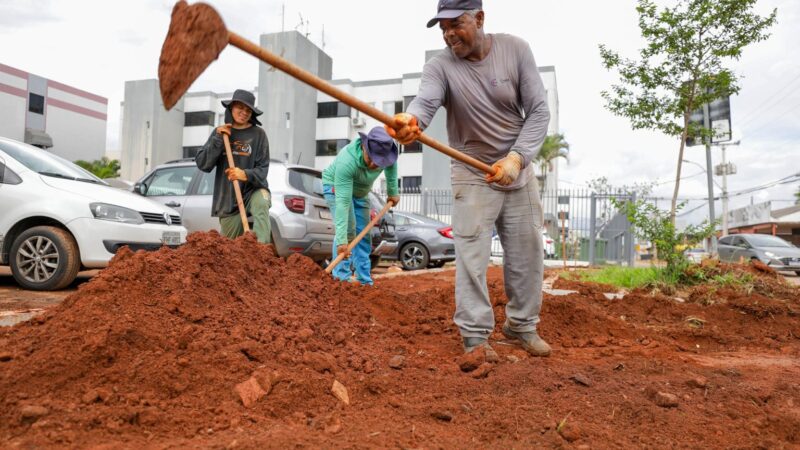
[599,0,776,222]
[535,133,569,192]
[74,157,120,179]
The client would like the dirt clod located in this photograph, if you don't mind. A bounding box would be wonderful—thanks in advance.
[388,355,405,370]
[20,405,48,424]
[655,392,679,408]
[331,380,349,406]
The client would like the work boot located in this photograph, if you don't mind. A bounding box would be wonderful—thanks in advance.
[462,337,499,363]
[501,323,551,357]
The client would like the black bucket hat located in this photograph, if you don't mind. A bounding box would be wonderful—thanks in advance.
[221,89,262,125]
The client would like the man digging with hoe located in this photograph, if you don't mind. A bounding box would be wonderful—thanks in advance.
[158,0,550,359]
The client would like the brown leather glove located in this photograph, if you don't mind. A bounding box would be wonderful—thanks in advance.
[225,167,247,182]
[216,124,231,137]
[485,151,523,186]
[385,113,420,146]
[336,244,351,258]
[387,196,400,207]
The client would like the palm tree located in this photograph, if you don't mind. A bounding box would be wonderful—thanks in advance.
[535,133,569,192]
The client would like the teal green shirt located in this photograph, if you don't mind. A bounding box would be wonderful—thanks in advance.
[322,137,399,245]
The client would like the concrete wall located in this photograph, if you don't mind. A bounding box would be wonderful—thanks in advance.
[0,92,25,141]
[45,106,105,162]
[258,31,332,167]
[120,79,183,181]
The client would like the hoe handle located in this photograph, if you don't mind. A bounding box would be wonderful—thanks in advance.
[227,32,495,176]
[222,133,251,233]
[325,202,393,275]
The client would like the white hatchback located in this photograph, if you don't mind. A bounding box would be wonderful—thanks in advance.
[0,137,187,290]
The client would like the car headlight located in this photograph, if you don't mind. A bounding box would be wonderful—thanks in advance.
[90,203,144,225]
[764,251,777,259]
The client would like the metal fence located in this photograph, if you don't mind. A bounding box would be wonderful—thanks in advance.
[373,186,639,266]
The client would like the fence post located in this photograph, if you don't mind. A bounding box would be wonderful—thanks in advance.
[589,193,596,265]
[626,192,636,267]
[421,189,429,217]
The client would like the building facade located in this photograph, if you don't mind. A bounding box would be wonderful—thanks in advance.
[121,32,560,192]
[0,63,107,162]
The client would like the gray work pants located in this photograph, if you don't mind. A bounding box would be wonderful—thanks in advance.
[452,179,544,338]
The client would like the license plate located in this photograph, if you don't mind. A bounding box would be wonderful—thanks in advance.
[162,231,181,246]
[319,208,332,220]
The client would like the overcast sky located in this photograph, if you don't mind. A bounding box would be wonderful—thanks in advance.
[1,0,797,224]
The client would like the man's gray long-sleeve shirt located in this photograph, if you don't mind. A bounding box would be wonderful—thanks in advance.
[406,33,550,190]
[196,126,270,218]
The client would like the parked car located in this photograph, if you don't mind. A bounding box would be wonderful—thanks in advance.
[684,247,709,264]
[366,192,398,268]
[380,211,456,270]
[491,229,555,259]
[133,159,334,263]
[0,137,187,290]
[718,233,800,274]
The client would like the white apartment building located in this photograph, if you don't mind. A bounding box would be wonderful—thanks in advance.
[0,62,107,162]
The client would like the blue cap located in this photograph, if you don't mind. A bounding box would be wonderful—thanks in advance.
[426,0,482,28]
[358,127,399,168]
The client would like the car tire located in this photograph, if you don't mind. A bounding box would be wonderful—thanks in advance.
[10,226,81,291]
[400,242,429,271]
[429,260,446,269]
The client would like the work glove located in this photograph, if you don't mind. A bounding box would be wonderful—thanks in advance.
[387,196,400,207]
[385,113,420,146]
[216,124,231,137]
[336,244,351,258]
[485,151,523,186]
[225,167,247,182]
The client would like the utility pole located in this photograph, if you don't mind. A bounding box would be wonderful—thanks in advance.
[702,103,717,254]
[715,140,740,237]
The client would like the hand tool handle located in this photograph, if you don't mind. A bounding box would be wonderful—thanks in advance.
[325,201,393,274]
[227,32,496,176]
[222,132,251,233]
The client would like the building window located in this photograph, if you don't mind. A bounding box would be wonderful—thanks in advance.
[317,102,351,118]
[28,93,44,115]
[402,176,422,192]
[185,111,215,127]
[316,139,350,157]
[183,146,202,159]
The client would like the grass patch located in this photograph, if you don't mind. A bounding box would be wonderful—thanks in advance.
[564,266,664,290]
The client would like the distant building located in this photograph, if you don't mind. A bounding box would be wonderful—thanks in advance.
[0,63,107,162]
[726,201,800,246]
[120,31,560,193]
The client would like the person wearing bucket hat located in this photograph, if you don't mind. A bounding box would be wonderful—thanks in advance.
[196,89,272,244]
[386,1,553,358]
[321,126,400,285]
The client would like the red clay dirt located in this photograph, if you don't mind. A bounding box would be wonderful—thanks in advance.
[1,231,799,448]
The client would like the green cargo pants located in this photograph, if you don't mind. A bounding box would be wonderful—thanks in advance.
[219,188,272,243]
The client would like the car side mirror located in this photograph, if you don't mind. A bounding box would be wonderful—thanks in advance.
[134,182,147,196]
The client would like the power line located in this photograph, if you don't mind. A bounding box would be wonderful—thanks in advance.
[738,71,800,126]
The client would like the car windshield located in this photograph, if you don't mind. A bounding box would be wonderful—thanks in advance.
[0,139,104,184]
[746,235,793,248]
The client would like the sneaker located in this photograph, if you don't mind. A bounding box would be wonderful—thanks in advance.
[462,337,499,363]
[501,323,551,357]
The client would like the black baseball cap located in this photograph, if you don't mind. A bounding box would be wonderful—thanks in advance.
[426,0,483,28]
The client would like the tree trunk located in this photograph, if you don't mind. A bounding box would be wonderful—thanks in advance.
[671,109,692,224]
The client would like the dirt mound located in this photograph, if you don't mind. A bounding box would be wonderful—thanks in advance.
[1,235,799,448]
[0,232,385,442]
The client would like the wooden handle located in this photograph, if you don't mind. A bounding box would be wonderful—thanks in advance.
[222,133,251,233]
[325,202,393,274]
[227,32,496,176]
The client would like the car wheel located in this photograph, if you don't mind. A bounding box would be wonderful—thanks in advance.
[400,242,429,271]
[429,260,446,269]
[10,226,81,291]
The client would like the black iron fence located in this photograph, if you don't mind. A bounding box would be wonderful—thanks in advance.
[373,186,640,266]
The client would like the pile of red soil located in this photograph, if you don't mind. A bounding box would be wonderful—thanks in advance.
[1,232,799,448]
[552,276,617,297]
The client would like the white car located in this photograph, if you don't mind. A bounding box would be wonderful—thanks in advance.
[491,229,555,259]
[0,137,187,290]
